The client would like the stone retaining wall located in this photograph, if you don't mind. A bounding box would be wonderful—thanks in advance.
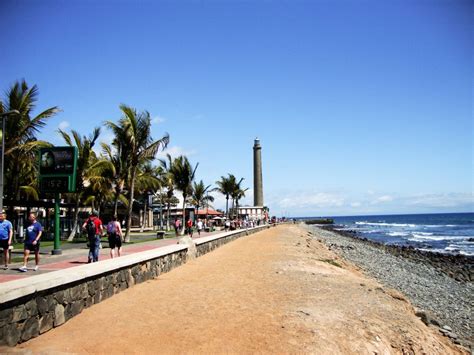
[0,225,270,347]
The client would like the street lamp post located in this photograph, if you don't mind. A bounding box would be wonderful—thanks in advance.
[0,110,20,213]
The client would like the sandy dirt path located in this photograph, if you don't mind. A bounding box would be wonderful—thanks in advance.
[14,224,465,354]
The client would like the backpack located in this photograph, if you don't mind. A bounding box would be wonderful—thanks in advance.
[107,221,117,236]
[86,218,96,238]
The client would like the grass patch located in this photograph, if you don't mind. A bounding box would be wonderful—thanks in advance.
[11,241,55,250]
[318,259,342,268]
[10,256,25,263]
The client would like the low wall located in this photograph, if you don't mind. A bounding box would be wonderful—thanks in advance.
[0,225,271,346]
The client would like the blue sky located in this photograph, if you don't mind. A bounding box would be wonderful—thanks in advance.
[1,0,472,216]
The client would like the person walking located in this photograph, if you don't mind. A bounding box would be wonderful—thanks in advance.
[0,211,13,270]
[174,218,182,237]
[106,215,123,259]
[82,210,104,263]
[19,213,43,272]
[196,218,203,236]
[186,217,193,238]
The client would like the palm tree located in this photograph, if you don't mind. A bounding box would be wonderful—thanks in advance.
[106,104,169,242]
[231,179,248,219]
[58,127,101,241]
[0,80,59,204]
[101,142,129,217]
[215,174,237,218]
[169,155,198,235]
[83,155,116,215]
[191,180,214,222]
[159,153,176,231]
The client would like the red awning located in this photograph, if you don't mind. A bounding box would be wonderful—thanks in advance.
[196,209,223,216]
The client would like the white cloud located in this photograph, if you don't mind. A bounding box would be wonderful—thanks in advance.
[152,115,166,125]
[262,190,473,216]
[276,192,345,209]
[157,146,196,159]
[405,193,474,208]
[371,195,394,204]
[58,121,70,131]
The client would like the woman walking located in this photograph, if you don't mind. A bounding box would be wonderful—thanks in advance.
[106,215,123,258]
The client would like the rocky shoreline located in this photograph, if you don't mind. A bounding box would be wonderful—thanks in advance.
[325,226,474,283]
[308,225,474,350]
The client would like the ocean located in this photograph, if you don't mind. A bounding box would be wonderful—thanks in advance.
[318,213,474,256]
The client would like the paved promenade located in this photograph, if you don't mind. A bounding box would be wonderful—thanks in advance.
[0,230,218,284]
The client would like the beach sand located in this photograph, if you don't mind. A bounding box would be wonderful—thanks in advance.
[15,224,465,354]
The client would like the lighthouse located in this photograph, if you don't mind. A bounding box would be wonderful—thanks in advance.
[253,138,264,206]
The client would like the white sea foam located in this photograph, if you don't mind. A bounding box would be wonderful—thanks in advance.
[387,232,410,237]
[423,224,459,228]
[355,222,417,228]
[409,234,465,241]
[418,248,448,254]
[445,245,460,251]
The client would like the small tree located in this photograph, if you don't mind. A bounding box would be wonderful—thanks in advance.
[191,180,214,222]
[159,153,176,231]
[215,175,233,218]
[169,155,198,235]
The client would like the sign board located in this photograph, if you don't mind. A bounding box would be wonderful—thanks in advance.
[38,147,78,193]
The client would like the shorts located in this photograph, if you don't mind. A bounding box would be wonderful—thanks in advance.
[24,242,40,253]
[0,239,9,250]
[108,235,122,249]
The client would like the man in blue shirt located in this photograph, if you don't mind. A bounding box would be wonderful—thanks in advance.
[0,211,13,270]
[19,212,42,272]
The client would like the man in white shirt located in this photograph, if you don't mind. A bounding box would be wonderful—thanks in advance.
[196,219,203,236]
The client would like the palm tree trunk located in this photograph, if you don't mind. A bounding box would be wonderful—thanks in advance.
[195,204,199,223]
[67,199,80,241]
[225,197,229,218]
[125,170,136,243]
[166,201,171,231]
[140,196,147,233]
[159,195,164,230]
[113,192,119,216]
[181,194,186,235]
